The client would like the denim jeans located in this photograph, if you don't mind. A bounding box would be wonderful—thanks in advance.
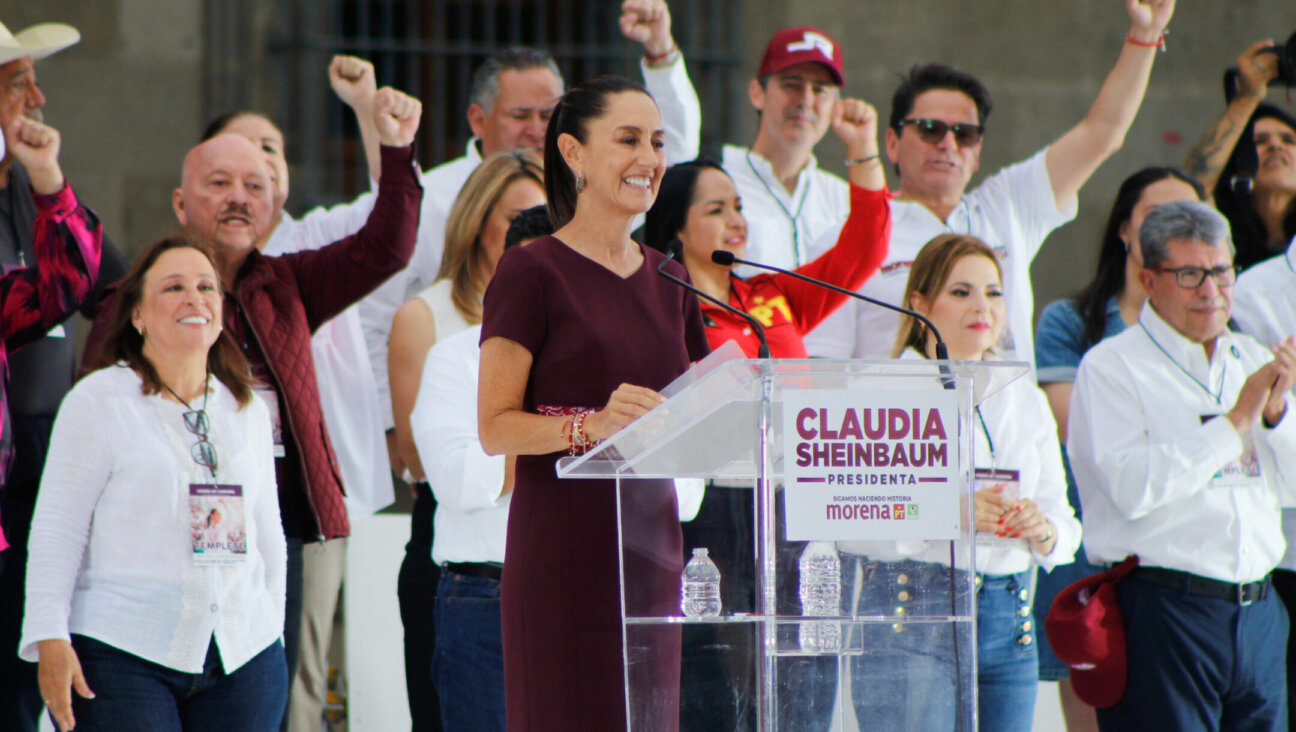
[69,635,287,732]
[848,561,1036,731]
[974,573,1039,732]
[434,569,505,731]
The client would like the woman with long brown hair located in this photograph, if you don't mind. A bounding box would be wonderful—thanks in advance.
[23,234,285,732]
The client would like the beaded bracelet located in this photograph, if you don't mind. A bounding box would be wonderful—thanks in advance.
[845,154,880,167]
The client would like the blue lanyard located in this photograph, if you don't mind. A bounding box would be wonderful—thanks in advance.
[1139,321,1225,405]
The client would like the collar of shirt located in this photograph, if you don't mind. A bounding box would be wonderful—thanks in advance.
[1138,300,1231,402]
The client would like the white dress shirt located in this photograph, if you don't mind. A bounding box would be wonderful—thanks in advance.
[264,209,393,518]
[412,326,510,565]
[362,58,703,427]
[1227,241,1296,570]
[411,326,703,566]
[803,148,1077,364]
[720,144,850,278]
[1069,303,1296,582]
[839,350,1079,574]
[21,365,286,673]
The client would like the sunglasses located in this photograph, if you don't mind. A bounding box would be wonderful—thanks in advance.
[182,408,219,476]
[897,118,984,147]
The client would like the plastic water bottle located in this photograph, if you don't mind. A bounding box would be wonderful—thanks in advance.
[681,547,722,618]
[798,541,841,652]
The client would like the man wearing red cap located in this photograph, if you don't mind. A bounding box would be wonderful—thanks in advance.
[1070,200,1296,729]
[721,27,864,279]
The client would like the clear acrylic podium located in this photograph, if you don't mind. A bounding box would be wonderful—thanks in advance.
[558,348,1030,731]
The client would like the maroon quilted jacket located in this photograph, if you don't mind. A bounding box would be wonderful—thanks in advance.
[86,145,422,541]
[232,144,421,538]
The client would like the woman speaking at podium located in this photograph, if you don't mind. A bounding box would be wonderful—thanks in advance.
[477,76,709,731]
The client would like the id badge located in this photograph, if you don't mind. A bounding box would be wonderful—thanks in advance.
[253,385,286,458]
[190,483,248,565]
[974,468,1026,548]
[1202,415,1263,489]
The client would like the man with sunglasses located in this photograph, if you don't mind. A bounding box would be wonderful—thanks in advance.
[1070,200,1296,729]
[805,0,1176,363]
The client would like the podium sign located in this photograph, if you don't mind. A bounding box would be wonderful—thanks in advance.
[559,355,1030,731]
[783,388,960,542]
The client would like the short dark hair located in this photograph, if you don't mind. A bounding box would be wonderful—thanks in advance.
[544,75,652,229]
[643,158,728,260]
[889,63,993,132]
[469,47,564,113]
[504,205,554,251]
[84,232,256,407]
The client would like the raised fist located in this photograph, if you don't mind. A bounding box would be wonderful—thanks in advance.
[373,87,422,148]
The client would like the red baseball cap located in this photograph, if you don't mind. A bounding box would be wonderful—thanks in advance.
[757,27,844,87]
[1044,556,1139,709]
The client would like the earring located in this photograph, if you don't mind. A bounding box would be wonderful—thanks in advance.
[575,171,585,194]
[136,325,146,337]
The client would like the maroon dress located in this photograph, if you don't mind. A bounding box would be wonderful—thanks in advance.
[481,236,709,731]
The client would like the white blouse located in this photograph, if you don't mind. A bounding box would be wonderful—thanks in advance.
[20,364,285,673]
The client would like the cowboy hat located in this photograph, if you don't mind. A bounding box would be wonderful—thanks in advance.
[0,21,79,67]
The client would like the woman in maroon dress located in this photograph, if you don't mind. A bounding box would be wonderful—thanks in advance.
[478,76,708,731]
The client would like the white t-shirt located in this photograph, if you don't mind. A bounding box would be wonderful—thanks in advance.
[803,148,1077,364]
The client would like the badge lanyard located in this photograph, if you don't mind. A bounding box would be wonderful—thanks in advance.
[746,151,811,265]
[1139,321,1225,406]
[975,405,996,469]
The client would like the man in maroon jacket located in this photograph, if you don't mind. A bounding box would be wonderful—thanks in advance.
[91,86,423,694]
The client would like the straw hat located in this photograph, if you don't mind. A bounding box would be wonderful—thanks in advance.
[0,21,79,67]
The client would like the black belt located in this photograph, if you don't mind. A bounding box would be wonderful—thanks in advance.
[444,561,503,582]
[1131,566,1271,606]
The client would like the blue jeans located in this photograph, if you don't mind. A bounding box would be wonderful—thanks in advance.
[1096,574,1288,731]
[69,635,287,732]
[848,562,1036,731]
[975,573,1039,732]
[434,569,505,731]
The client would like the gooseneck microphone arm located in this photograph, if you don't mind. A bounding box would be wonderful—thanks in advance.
[658,241,771,359]
[711,250,949,360]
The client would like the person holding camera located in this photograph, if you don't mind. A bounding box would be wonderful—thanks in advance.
[1184,35,1296,269]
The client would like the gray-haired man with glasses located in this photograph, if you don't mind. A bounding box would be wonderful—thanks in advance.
[1069,199,1296,729]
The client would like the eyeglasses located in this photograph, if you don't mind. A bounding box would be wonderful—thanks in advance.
[1147,265,1240,289]
[182,408,219,475]
[897,118,984,147]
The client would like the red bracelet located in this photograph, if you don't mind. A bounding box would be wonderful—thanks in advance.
[644,44,679,65]
[1126,33,1166,52]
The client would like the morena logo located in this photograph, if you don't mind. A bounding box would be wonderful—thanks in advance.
[787,31,833,61]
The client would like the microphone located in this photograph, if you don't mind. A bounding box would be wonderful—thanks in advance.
[658,240,770,359]
[711,250,950,360]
